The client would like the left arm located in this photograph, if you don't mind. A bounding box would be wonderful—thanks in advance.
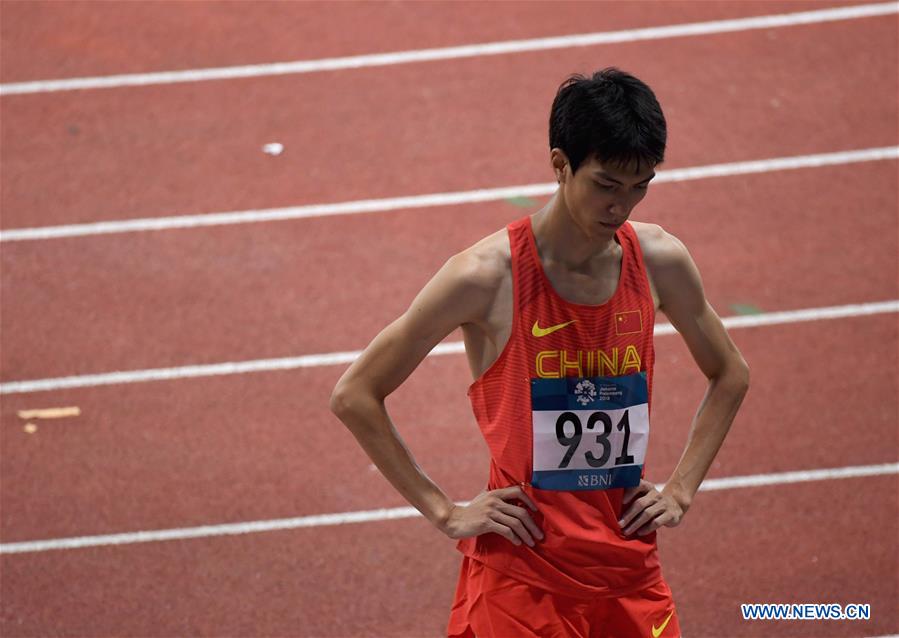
[619,225,750,536]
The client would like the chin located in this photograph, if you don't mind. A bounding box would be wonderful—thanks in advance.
[595,223,618,235]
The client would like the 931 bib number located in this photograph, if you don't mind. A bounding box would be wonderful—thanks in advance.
[555,409,634,468]
[531,373,649,491]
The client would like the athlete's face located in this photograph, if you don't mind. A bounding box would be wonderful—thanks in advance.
[553,151,656,241]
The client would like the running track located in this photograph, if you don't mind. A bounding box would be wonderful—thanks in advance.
[1,3,897,637]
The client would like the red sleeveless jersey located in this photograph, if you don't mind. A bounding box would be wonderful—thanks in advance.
[456,214,662,598]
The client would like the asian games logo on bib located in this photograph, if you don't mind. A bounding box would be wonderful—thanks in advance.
[574,379,597,406]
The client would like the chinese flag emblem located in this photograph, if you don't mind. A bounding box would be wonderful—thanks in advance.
[614,310,643,335]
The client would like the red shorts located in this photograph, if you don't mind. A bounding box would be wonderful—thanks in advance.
[446,556,680,638]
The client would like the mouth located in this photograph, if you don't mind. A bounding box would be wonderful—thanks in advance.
[598,221,620,230]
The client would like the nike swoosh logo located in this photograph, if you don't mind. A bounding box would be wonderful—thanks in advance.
[652,610,675,638]
[531,319,576,337]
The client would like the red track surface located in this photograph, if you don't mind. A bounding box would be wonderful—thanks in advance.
[0,163,896,379]
[1,313,897,538]
[0,1,877,81]
[1,3,897,638]
[1,15,896,229]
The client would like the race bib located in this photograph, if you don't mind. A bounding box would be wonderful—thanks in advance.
[531,372,649,491]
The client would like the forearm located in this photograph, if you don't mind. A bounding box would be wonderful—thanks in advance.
[663,365,749,509]
[331,391,456,532]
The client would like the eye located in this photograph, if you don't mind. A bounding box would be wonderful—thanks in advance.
[635,184,649,191]
[595,181,616,191]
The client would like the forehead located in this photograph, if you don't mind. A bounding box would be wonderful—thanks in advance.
[587,155,656,181]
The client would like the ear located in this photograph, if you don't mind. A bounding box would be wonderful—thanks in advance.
[550,148,569,184]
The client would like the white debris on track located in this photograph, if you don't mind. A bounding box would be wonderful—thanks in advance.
[262,142,284,156]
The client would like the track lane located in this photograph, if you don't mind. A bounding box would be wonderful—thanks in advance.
[2,162,896,381]
[666,475,898,638]
[1,16,896,229]
[1,475,895,637]
[1,312,894,543]
[0,1,877,83]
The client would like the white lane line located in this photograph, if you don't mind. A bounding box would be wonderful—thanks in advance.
[1,146,896,242]
[1,300,896,395]
[1,462,895,554]
[1,2,896,95]
[695,463,899,491]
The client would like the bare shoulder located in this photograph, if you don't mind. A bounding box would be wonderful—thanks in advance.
[630,221,700,312]
[448,226,511,295]
[630,221,688,267]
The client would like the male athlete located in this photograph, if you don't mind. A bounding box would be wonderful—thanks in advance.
[330,68,750,638]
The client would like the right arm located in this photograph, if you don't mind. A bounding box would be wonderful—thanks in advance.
[329,251,543,547]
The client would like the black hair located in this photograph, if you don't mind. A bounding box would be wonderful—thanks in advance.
[549,68,667,175]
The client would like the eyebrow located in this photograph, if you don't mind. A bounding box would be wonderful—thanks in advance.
[594,170,656,185]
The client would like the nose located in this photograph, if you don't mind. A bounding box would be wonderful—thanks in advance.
[609,200,628,218]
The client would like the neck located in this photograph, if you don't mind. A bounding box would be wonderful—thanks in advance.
[531,192,619,271]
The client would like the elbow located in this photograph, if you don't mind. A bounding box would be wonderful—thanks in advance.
[329,382,354,421]
[330,379,381,429]
[712,356,750,394]
[731,357,750,394]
